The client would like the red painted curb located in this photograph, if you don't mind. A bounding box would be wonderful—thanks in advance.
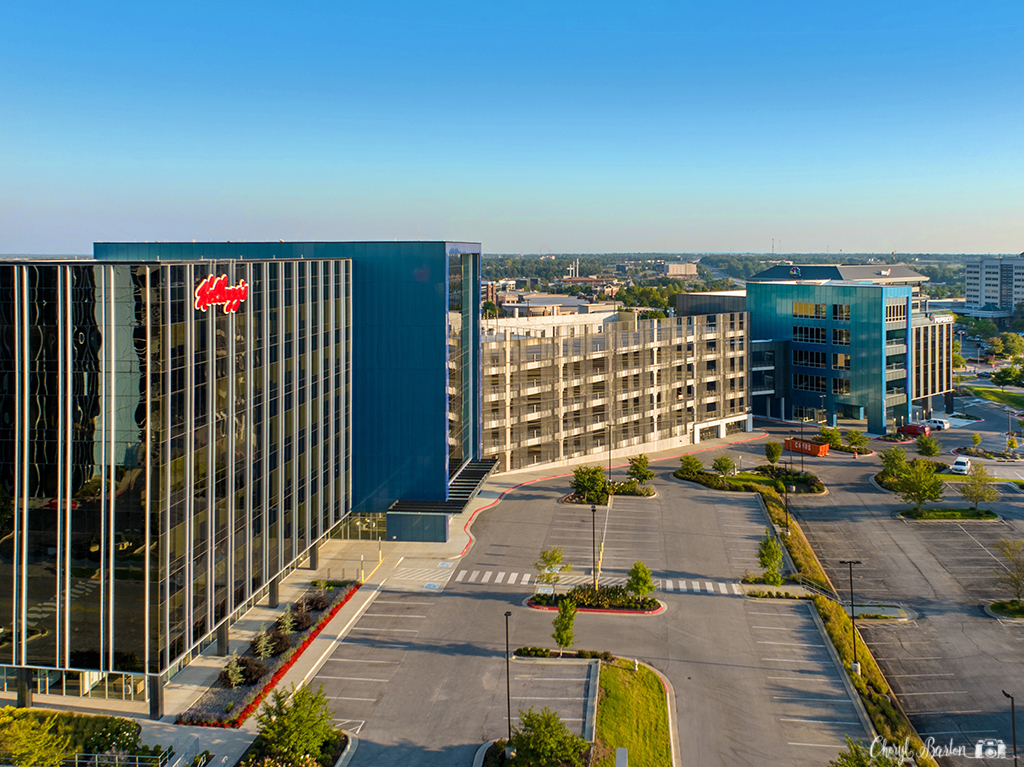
[526,600,665,616]
[176,582,362,728]
[458,432,768,557]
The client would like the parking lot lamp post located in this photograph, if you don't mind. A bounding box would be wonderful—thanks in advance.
[840,560,862,674]
[800,418,805,473]
[1005,690,1018,767]
[820,393,827,428]
[591,504,598,589]
[505,611,513,749]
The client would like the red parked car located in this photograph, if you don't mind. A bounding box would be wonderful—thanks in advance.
[897,423,931,438]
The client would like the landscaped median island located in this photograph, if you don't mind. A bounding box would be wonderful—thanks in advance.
[483,654,671,767]
[176,580,360,727]
[900,507,998,520]
[990,600,1024,619]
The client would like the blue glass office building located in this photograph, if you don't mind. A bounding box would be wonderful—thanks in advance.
[746,265,952,434]
[0,241,481,711]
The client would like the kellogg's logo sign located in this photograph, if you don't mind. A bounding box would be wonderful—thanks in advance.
[195,274,249,314]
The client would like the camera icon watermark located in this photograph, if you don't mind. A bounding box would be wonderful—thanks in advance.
[975,739,1008,759]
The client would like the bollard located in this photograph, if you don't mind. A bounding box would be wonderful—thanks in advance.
[379,539,382,563]
[360,554,364,582]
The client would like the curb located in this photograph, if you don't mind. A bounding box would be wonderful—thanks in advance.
[583,660,599,742]
[983,603,1024,622]
[335,733,359,767]
[897,511,1001,522]
[525,599,666,616]
[472,740,495,767]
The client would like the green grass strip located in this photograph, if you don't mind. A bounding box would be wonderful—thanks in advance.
[593,659,671,767]
[901,508,997,520]
[968,386,1024,409]
[814,597,937,767]
[991,600,1024,618]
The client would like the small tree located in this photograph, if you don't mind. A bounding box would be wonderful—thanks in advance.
[828,735,903,767]
[278,605,295,636]
[995,538,1024,604]
[224,651,244,689]
[817,426,842,448]
[626,454,655,485]
[993,367,1017,390]
[845,429,868,448]
[0,712,71,767]
[960,463,999,510]
[535,547,572,586]
[764,441,783,465]
[551,598,577,657]
[679,454,704,478]
[625,560,655,598]
[758,528,784,587]
[508,707,588,767]
[255,684,336,764]
[878,447,908,480]
[253,626,273,660]
[972,432,983,448]
[915,434,940,457]
[711,455,736,477]
[1010,437,1019,451]
[570,465,607,503]
[895,459,944,513]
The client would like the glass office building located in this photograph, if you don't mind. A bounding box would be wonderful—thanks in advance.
[0,240,484,711]
[0,249,352,708]
[746,265,952,434]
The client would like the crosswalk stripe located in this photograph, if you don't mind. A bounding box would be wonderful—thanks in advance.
[719,583,728,594]
[663,579,673,591]
[456,571,467,582]
[679,581,686,592]
[495,572,505,584]
[469,571,480,582]
[692,581,700,591]
[521,573,531,584]
[482,571,493,583]
[732,583,742,595]
[508,572,518,582]
[705,581,715,593]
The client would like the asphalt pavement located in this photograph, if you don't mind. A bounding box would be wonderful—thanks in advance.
[737,412,1024,767]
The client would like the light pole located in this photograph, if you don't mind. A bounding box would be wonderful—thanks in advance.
[591,504,598,589]
[784,482,790,536]
[504,611,513,750]
[819,393,827,428]
[1005,690,1019,767]
[799,417,805,473]
[788,429,794,475]
[840,560,862,674]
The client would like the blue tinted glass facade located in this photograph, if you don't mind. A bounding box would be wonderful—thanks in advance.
[747,282,912,433]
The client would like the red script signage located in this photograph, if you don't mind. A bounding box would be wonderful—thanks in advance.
[195,274,249,314]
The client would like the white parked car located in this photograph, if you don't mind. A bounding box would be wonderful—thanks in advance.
[951,456,971,475]
[923,418,951,431]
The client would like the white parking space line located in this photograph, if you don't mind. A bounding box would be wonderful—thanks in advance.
[362,614,426,618]
[780,717,861,726]
[325,659,399,664]
[349,627,419,633]
[319,676,389,682]
[374,600,433,605]
[767,676,831,682]
[899,691,968,696]
[789,743,844,748]
[513,696,584,701]
[757,641,826,648]
[753,626,818,632]
[774,696,851,703]
[515,677,588,681]
[763,658,832,664]
[889,673,954,678]
[327,696,378,702]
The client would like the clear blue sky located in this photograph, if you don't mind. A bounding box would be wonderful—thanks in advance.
[2,1,1022,254]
